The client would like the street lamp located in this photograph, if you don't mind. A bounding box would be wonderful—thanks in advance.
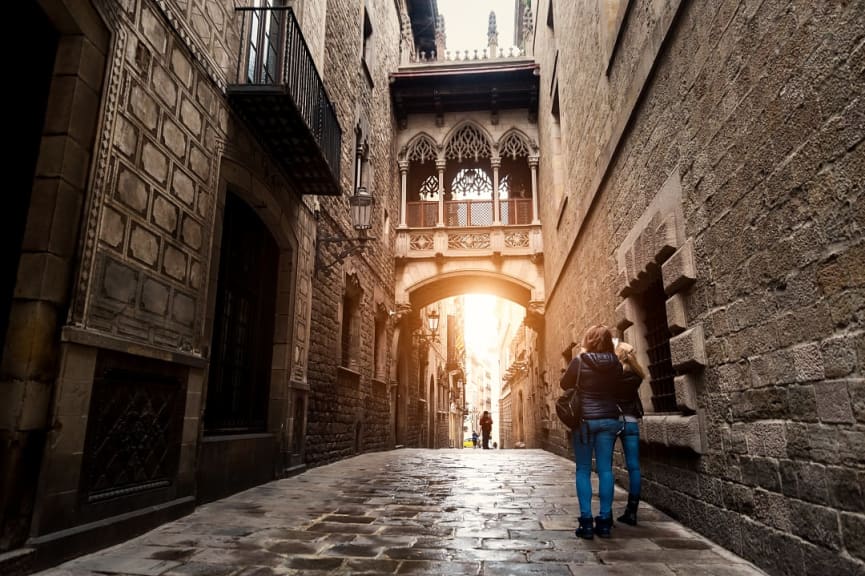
[413,308,440,346]
[315,187,375,274]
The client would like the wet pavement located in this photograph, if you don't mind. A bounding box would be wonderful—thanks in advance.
[36,449,767,575]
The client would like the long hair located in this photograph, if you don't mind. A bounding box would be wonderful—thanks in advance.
[581,325,614,354]
[616,342,648,380]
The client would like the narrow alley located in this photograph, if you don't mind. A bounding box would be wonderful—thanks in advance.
[36,449,766,576]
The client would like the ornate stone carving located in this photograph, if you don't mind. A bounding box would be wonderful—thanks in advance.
[504,231,529,248]
[445,124,491,161]
[447,233,491,249]
[409,233,435,251]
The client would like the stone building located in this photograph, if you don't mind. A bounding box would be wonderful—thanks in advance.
[3,1,863,575]
[2,0,408,570]
[530,1,864,575]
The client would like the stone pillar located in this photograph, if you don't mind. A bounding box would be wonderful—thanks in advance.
[436,158,446,227]
[399,159,408,228]
[487,11,499,59]
[492,157,501,225]
[529,155,539,224]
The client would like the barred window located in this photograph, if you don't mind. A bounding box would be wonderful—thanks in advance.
[639,275,676,412]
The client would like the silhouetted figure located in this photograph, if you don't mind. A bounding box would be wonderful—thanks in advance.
[480,411,493,449]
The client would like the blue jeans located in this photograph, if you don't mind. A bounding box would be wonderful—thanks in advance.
[573,418,621,519]
[619,421,641,496]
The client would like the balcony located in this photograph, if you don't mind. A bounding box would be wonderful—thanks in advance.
[227,6,341,196]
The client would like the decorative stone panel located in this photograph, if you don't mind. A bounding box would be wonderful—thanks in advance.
[641,414,704,454]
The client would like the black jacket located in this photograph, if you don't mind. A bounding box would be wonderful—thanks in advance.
[560,352,640,420]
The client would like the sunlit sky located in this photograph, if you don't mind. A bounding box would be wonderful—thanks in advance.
[464,294,498,351]
[436,0,518,52]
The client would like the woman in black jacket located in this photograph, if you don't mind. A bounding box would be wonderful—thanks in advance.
[560,325,635,539]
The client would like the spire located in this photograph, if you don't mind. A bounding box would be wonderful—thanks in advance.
[488,11,499,58]
[435,14,447,60]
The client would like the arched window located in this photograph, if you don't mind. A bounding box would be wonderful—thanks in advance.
[445,124,491,161]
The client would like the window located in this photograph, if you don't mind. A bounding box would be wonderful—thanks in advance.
[638,274,676,412]
[361,8,374,84]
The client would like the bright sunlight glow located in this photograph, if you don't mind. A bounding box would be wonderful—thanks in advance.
[436,0,518,53]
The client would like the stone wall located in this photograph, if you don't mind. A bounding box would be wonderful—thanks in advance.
[305,0,402,465]
[535,1,864,575]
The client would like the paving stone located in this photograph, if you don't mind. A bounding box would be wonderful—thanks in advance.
[33,449,766,576]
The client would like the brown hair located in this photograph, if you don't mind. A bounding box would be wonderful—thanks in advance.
[581,325,614,354]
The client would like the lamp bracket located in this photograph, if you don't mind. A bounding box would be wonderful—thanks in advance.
[315,233,376,275]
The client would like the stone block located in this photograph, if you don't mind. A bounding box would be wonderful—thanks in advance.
[721,481,754,514]
[171,167,196,206]
[790,500,842,550]
[654,211,682,263]
[100,206,126,249]
[614,270,628,297]
[129,84,159,132]
[55,35,105,90]
[838,430,865,467]
[745,421,787,458]
[614,297,634,331]
[674,374,698,413]
[141,5,168,54]
[116,166,149,214]
[739,456,781,492]
[142,140,168,184]
[141,277,170,316]
[161,118,187,159]
[787,385,818,422]
[171,47,193,89]
[129,223,160,268]
[749,350,798,387]
[662,237,696,295]
[792,342,825,382]
[665,292,688,334]
[850,379,865,423]
[815,381,854,423]
[642,414,667,445]
[190,260,202,290]
[665,414,703,453]
[841,512,865,562]
[152,194,179,234]
[189,144,209,182]
[101,257,138,304]
[753,489,791,532]
[163,245,188,282]
[172,291,196,327]
[151,64,178,109]
[181,97,203,138]
[827,466,865,513]
[669,324,707,372]
[36,135,89,189]
[44,75,100,146]
[181,216,202,250]
[2,302,59,379]
[821,336,857,378]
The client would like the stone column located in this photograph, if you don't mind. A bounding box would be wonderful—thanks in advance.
[529,155,539,224]
[399,159,408,228]
[436,158,446,227]
[492,157,501,225]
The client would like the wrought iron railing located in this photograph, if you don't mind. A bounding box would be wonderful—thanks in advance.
[233,6,341,175]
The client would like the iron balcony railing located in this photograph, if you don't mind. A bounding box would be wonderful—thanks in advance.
[231,6,341,188]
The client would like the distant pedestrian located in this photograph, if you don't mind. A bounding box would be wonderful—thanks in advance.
[492,441,498,449]
[615,341,646,526]
[480,411,493,449]
[471,431,479,448]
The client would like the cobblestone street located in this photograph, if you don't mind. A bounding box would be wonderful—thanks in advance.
[36,449,767,576]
